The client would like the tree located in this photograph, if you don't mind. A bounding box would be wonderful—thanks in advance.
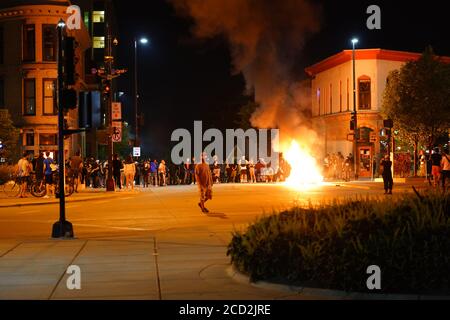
[0,109,20,164]
[382,47,450,175]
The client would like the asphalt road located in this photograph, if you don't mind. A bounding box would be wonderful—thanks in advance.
[0,181,409,241]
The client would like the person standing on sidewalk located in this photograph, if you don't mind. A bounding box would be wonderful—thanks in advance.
[112,154,123,189]
[123,156,136,190]
[430,147,442,188]
[69,151,83,193]
[380,154,393,194]
[195,153,213,213]
[440,148,450,192]
[43,151,55,198]
[16,152,32,198]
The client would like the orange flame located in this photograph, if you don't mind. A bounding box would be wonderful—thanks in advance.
[284,140,324,188]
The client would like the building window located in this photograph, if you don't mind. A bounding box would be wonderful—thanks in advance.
[0,77,4,108]
[39,133,57,146]
[339,80,342,113]
[23,79,36,115]
[23,24,35,62]
[93,36,105,49]
[347,78,349,111]
[43,79,57,115]
[92,11,105,23]
[329,84,332,114]
[0,25,4,64]
[42,24,56,61]
[26,133,34,146]
[358,77,371,110]
[317,88,321,116]
[84,12,90,28]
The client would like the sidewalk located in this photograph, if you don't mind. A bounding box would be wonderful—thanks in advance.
[0,234,324,300]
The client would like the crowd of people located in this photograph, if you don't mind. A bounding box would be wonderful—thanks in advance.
[323,152,354,181]
[10,146,449,198]
[70,155,292,190]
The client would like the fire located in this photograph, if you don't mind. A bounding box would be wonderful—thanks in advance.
[283,140,324,188]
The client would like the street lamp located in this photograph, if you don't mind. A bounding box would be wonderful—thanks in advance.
[134,37,149,148]
[351,37,359,180]
[52,18,74,238]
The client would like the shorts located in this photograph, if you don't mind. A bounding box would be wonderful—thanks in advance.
[45,174,54,185]
[18,176,30,185]
[432,166,441,176]
[199,186,212,202]
[72,170,80,179]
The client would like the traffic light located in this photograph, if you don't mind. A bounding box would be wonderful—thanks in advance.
[63,37,76,85]
[61,89,77,111]
[102,80,111,98]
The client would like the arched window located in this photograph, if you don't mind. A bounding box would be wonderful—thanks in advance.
[358,76,371,110]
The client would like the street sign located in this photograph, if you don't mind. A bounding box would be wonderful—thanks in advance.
[112,102,122,120]
[112,121,122,142]
[133,147,141,157]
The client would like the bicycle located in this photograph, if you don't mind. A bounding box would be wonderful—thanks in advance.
[1,172,46,198]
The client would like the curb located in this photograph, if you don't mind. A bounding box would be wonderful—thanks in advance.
[0,193,122,208]
[226,266,450,300]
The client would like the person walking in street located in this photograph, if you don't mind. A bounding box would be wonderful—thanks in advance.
[381,154,393,194]
[123,156,136,190]
[440,148,450,192]
[16,152,32,198]
[431,147,442,188]
[195,153,213,213]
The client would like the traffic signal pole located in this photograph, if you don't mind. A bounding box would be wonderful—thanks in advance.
[52,19,73,238]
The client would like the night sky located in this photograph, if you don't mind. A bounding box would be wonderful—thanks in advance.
[113,0,450,159]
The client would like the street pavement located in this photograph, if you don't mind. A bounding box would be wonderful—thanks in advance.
[0,180,426,299]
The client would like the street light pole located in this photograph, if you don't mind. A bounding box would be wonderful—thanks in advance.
[52,19,73,238]
[134,37,148,148]
[105,5,115,191]
[351,38,359,180]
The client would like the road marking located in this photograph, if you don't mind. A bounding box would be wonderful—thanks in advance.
[72,223,149,231]
[92,200,109,204]
[20,209,39,214]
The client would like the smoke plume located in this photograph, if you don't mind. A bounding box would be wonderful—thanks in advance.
[171,0,322,149]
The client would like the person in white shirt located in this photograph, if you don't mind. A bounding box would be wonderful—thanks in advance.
[158,160,167,186]
[16,152,32,198]
[123,156,136,190]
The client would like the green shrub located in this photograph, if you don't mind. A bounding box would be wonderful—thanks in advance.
[227,192,450,294]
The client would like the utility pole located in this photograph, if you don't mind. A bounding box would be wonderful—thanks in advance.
[351,38,359,180]
[52,19,73,238]
[100,0,126,191]
[134,38,139,147]
[104,1,114,191]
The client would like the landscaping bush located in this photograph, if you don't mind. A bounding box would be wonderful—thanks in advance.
[227,192,450,294]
